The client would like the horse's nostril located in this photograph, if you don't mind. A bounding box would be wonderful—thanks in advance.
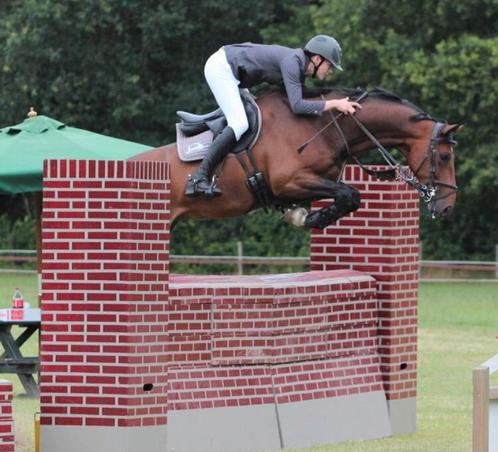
[441,206,453,217]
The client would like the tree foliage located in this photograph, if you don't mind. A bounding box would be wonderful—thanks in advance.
[304,0,498,259]
[0,0,274,145]
[0,0,497,260]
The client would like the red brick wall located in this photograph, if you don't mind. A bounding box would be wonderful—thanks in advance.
[0,380,14,451]
[310,165,419,401]
[41,160,170,428]
[167,271,384,411]
[40,160,417,447]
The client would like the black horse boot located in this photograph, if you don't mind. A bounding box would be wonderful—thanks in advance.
[185,127,237,198]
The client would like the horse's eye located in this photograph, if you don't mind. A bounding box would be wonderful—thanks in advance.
[444,134,457,145]
[439,153,451,163]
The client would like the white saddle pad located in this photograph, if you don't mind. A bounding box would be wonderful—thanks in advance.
[176,124,213,162]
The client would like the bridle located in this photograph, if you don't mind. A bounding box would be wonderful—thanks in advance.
[347,115,458,218]
[297,90,458,218]
[409,121,459,203]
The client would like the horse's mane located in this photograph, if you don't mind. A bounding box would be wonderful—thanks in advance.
[301,86,436,122]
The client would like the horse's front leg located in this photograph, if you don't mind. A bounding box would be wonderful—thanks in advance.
[303,181,360,229]
[275,177,361,229]
[303,201,351,229]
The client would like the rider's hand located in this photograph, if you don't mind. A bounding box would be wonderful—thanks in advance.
[325,97,362,115]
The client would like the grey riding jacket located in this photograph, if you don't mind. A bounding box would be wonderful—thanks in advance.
[224,43,326,116]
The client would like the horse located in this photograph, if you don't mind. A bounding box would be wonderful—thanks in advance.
[130,87,462,229]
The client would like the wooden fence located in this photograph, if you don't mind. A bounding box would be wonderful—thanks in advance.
[1,250,498,279]
[473,354,498,452]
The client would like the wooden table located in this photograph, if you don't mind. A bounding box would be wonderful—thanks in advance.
[0,308,40,397]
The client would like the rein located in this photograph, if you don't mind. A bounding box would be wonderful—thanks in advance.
[349,114,442,203]
[297,90,458,217]
[296,90,370,154]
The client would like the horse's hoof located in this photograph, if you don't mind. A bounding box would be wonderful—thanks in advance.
[283,207,308,228]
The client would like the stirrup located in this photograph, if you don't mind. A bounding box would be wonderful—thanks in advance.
[204,180,222,198]
[185,174,222,198]
[185,174,204,198]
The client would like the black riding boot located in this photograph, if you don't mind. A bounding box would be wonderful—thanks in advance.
[185,127,237,198]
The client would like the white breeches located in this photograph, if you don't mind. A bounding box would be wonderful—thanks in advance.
[204,47,249,141]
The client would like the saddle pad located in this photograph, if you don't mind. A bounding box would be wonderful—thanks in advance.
[176,123,213,162]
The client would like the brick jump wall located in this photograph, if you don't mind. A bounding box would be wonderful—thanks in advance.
[40,160,419,452]
[166,271,391,451]
[310,165,420,434]
[0,380,14,451]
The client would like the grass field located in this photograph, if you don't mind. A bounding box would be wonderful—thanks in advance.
[0,273,496,452]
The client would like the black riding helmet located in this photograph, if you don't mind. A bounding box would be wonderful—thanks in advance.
[304,35,343,72]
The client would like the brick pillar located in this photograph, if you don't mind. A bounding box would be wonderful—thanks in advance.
[40,160,170,452]
[310,165,419,434]
[0,380,14,451]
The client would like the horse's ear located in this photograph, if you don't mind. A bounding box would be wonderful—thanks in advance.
[441,123,463,145]
[443,123,464,135]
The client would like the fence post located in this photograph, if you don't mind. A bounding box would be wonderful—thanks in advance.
[237,241,243,275]
[473,366,489,452]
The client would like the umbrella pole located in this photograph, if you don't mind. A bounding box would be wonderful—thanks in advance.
[31,191,42,302]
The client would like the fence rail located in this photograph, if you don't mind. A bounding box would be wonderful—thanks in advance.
[170,255,309,266]
[1,249,498,279]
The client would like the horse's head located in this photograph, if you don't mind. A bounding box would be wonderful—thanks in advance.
[330,88,464,220]
[406,117,463,219]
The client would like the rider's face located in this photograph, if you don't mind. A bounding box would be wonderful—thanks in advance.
[316,60,333,80]
[308,56,333,80]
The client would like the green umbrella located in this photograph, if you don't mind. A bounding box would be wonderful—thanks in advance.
[0,111,152,193]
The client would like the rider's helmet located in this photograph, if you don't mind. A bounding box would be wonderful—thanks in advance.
[304,35,343,71]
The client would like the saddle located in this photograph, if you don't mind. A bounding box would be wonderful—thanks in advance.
[176,89,262,162]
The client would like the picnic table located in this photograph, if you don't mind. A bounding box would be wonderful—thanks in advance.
[0,308,40,397]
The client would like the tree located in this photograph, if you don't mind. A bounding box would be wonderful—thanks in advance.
[1,0,497,260]
[272,0,498,259]
[0,0,310,265]
[0,0,275,145]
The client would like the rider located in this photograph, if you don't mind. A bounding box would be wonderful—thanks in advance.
[185,34,362,198]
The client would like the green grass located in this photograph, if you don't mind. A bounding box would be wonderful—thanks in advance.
[0,274,496,452]
[287,282,498,452]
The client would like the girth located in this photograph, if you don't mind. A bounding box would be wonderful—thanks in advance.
[235,149,273,212]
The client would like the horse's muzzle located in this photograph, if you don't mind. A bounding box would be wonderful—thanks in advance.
[429,203,454,220]
[439,205,454,218]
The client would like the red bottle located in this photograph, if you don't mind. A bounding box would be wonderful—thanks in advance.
[12,288,24,309]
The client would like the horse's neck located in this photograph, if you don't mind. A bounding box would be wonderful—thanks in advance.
[344,102,418,155]
[258,92,419,158]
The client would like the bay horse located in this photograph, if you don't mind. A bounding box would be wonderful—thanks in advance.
[130,88,462,229]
